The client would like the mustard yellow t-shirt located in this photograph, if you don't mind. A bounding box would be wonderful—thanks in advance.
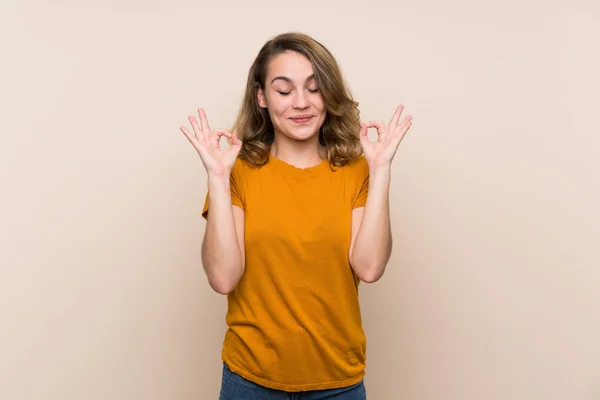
[202,154,370,392]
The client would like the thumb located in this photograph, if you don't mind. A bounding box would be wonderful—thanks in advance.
[230,130,243,157]
[359,123,370,146]
[231,130,242,146]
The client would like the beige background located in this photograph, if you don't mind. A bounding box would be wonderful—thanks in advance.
[2,1,599,399]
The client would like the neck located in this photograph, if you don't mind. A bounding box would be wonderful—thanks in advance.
[270,135,326,169]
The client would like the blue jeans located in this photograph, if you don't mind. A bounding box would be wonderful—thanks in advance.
[219,363,367,400]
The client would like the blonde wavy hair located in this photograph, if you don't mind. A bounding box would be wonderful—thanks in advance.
[232,32,363,167]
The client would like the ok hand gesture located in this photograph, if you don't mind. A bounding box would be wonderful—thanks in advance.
[180,108,242,177]
[360,105,413,171]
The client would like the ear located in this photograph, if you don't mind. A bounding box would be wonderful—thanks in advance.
[257,87,267,108]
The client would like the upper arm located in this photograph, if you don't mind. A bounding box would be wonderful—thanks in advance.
[232,204,246,271]
[349,206,365,263]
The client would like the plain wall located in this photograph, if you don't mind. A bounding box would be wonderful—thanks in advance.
[2,1,599,399]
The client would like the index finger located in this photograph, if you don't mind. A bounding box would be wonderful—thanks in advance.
[366,120,387,136]
[198,108,212,138]
[389,104,404,128]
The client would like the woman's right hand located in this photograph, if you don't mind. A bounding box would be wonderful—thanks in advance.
[180,108,242,177]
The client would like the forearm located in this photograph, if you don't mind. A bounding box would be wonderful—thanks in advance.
[201,175,243,294]
[351,167,393,283]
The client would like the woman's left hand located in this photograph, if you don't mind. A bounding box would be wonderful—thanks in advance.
[360,104,413,171]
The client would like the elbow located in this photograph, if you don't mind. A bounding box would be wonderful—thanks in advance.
[210,282,235,295]
[358,268,385,284]
[350,257,386,284]
[350,240,392,284]
[203,260,243,295]
[208,275,239,295]
[201,249,243,295]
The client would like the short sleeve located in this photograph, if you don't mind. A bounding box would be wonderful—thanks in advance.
[351,156,369,209]
[201,159,245,220]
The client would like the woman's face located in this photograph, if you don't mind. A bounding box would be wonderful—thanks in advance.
[257,51,327,143]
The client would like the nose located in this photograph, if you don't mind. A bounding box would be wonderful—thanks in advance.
[292,91,309,109]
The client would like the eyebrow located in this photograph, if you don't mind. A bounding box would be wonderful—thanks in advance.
[271,74,315,85]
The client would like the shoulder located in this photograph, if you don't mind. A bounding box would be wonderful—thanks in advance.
[339,154,369,177]
[231,156,251,176]
[229,157,248,189]
[233,156,264,171]
[231,156,264,185]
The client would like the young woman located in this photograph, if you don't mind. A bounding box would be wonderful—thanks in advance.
[180,32,413,399]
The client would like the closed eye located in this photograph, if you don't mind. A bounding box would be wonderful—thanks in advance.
[277,89,319,96]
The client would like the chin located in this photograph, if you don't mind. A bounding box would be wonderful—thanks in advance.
[287,129,320,142]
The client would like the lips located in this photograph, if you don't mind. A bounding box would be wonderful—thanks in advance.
[290,116,313,123]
